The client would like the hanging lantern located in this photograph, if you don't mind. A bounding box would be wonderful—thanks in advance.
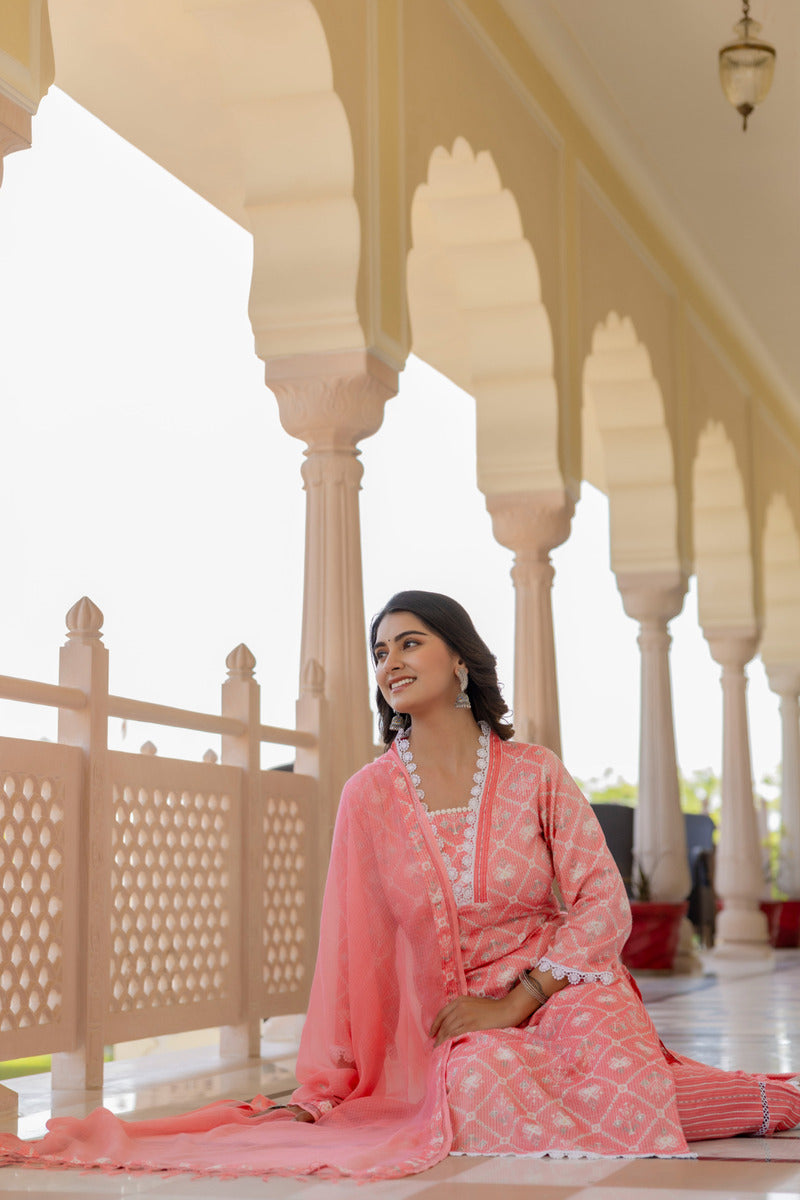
[719,0,776,130]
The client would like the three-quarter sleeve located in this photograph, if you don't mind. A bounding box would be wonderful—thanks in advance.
[532,748,632,984]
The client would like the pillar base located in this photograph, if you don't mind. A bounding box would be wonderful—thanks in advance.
[707,943,776,976]
[672,917,704,975]
[716,904,770,946]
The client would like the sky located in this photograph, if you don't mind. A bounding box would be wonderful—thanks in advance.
[0,87,782,790]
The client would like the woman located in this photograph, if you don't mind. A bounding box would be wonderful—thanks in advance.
[292,589,800,1156]
[2,590,799,1179]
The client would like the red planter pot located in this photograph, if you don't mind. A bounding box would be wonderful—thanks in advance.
[759,899,800,948]
[622,901,688,971]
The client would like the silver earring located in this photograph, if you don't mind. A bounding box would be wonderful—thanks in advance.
[389,711,405,731]
[455,665,471,709]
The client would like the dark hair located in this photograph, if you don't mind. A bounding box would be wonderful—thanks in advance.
[369,590,514,747]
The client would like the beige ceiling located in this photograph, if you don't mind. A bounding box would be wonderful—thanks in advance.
[499,0,800,410]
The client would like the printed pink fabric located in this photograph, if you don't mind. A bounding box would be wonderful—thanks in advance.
[417,743,688,1157]
[2,735,790,1178]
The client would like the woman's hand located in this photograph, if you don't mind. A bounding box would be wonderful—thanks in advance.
[430,990,535,1047]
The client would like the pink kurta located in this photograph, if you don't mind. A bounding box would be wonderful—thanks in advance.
[1,734,797,1179]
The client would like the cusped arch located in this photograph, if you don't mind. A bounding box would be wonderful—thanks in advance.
[692,421,755,632]
[190,0,363,359]
[761,494,800,670]
[582,312,679,576]
[407,137,561,496]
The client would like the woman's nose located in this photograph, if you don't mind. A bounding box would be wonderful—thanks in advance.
[383,646,401,671]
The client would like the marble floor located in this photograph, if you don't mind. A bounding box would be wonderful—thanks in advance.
[2,953,800,1198]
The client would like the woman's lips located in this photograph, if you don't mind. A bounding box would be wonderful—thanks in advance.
[389,677,415,695]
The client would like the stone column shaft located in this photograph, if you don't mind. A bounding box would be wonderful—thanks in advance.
[267,350,396,808]
[767,667,800,897]
[487,490,573,754]
[707,631,771,961]
[618,573,690,903]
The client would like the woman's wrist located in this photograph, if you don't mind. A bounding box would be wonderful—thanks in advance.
[505,980,541,1023]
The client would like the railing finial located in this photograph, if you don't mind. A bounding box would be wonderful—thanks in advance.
[65,596,104,642]
[226,643,256,680]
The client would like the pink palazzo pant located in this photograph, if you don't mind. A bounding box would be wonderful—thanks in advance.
[670,1055,800,1140]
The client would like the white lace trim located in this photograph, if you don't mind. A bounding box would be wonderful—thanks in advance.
[397,721,490,907]
[756,1080,770,1136]
[537,956,614,986]
[449,1148,695,1160]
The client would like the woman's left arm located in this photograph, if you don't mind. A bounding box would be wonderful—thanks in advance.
[533,747,631,984]
[430,748,629,1045]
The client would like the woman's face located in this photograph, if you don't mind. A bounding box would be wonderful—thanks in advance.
[373,610,463,717]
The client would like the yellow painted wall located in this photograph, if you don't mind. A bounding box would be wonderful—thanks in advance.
[0,0,53,113]
[0,0,31,67]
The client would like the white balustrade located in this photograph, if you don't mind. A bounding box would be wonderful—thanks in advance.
[0,597,325,1102]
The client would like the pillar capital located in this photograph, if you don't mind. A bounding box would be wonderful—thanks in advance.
[485,488,574,558]
[704,626,759,671]
[765,662,800,698]
[267,350,397,450]
[616,570,688,626]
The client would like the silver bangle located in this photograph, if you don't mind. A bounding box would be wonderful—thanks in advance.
[519,969,548,1005]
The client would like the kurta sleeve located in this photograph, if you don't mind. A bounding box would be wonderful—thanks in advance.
[532,748,632,985]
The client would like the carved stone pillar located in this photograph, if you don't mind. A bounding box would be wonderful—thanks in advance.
[706,631,772,963]
[766,665,800,898]
[486,489,574,754]
[0,95,31,188]
[617,572,691,904]
[267,350,397,805]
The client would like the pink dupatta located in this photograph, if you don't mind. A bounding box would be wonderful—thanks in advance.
[0,751,462,1179]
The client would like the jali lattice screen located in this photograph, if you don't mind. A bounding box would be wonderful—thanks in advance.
[105,752,242,1042]
[0,739,80,1058]
[259,770,316,1013]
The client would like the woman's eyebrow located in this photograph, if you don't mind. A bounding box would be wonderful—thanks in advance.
[374,629,428,649]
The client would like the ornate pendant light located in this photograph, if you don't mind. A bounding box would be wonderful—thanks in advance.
[718,1,776,131]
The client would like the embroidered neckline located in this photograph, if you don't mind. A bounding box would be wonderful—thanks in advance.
[396,721,490,906]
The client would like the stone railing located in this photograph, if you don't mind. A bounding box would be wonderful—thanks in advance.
[0,597,329,1113]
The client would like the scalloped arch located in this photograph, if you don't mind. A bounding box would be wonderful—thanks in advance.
[692,421,755,631]
[407,137,561,496]
[761,494,800,668]
[190,0,364,359]
[582,312,679,576]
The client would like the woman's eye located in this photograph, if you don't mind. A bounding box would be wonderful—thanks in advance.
[403,639,419,649]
